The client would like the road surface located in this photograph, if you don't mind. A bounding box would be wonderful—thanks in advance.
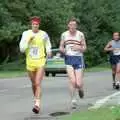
[0,71,117,120]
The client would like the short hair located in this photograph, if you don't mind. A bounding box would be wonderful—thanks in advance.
[113,32,119,35]
[30,16,41,23]
[68,17,79,24]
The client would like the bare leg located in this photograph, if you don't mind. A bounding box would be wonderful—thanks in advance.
[66,65,76,101]
[116,63,120,82]
[75,69,84,98]
[111,65,116,82]
[31,67,44,114]
[34,67,44,107]
[75,69,84,89]
[75,68,84,98]
[28,71,36,96]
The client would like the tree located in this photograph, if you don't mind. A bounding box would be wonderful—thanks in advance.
[73,0,120,66]
[0,0,74,63]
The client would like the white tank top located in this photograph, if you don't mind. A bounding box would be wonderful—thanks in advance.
[61,30,85,56]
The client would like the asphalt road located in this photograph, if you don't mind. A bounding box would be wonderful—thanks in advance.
[0,71,117,120]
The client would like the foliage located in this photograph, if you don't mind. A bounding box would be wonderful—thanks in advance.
[0,0,120,66]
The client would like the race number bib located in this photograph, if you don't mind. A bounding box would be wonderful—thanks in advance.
[29,47,40,59]
[113,49,120,55]
[68,45,74,51]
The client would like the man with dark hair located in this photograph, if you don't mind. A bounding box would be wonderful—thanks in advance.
[59,18,87,108]
[104,32,120,89]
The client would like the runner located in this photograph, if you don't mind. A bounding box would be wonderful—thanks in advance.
[19,16,52,113]
[104,32,120,89]
[59,18,87,108]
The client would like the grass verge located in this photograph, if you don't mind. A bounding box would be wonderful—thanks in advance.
[86,67,110,72]
[0,62,111,78]
[85,62,111,72]
[0,70,27,78]
[63,106,120,120]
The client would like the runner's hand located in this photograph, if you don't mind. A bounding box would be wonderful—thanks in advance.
[71,45,83,51]
[47,52,52,59]
[106,47,114,51]
[28,36,35,43]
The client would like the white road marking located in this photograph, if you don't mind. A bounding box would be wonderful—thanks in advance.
[89,91,120,109]
[0,89,8,93]
[19,84,31,88]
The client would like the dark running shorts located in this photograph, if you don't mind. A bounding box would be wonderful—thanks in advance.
[65,55,85,69]
[110,55,120,65]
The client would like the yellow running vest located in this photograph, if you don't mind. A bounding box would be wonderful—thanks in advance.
[25,30,46,66]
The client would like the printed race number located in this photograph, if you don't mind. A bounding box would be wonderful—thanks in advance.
[29,47,40,59]
[113,49,120,55]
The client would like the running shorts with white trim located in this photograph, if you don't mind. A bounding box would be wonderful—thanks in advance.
[65,55,84,69]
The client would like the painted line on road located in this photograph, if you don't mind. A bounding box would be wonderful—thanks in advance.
[0,89,8,93]
[89,91,120,109]
[19,84,31,88]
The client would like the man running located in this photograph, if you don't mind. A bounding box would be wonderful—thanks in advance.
[104,32,120,89]
[59,18,87,107]
[19,16,52,113]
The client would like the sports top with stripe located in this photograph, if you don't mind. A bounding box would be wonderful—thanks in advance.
[61,30,85,69]
[61,30,85,56]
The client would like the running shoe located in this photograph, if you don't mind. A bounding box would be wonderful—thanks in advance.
[71,99,77,109]
[78,89,84,98]
[115,81,120,90]
[32,105,40,114]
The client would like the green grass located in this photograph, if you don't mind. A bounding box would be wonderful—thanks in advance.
[63,107,120,120]
[0,61,25,71]
[0,61,111,78]
[85,62,111,72]
[0,70,27,78]
[0,61,27,78]
[86,67,110,72]
[0,66,110,78]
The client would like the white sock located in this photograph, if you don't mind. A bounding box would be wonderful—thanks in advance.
[34,99,40,107]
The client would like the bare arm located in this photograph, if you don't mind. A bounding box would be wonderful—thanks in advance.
[80,37,87,52]
[104,41,113,52]
[59,33,65,53]
[59,39,65,53]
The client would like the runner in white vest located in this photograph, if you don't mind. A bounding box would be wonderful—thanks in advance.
[59,18,87,108]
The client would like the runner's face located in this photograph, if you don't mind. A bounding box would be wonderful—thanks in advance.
[32,22,39,32]
[68,21,77,33]
[113,33,119,41]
